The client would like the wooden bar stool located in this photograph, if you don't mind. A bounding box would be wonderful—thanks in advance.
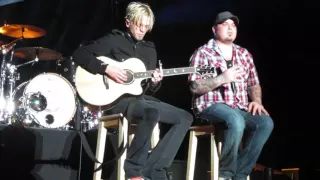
[186,125,220,180]
[186,125,250,180]
[93,113,160,180]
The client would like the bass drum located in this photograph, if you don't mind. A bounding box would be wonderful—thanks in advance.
[15,73,77,128]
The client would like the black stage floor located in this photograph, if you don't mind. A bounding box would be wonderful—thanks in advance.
[0,123,299,180]
[0,124,120,180]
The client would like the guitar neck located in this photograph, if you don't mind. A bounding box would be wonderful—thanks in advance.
[134,67,198,79]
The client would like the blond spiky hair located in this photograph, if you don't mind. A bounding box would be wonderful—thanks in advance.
[125,2,155,32]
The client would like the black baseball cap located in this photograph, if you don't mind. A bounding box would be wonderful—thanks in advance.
[213,11,239,26]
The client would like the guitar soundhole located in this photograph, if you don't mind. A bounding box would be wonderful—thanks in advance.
[124,70,134,84]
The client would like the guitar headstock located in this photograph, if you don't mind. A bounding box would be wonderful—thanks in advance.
[196,65,215,74]
[195,65,216,79]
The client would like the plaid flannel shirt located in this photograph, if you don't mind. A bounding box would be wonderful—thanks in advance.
[188,39,260,114]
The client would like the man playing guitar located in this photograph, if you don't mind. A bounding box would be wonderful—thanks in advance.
[72,2,193,180]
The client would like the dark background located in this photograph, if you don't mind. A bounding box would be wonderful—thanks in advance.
[0,0,318,176]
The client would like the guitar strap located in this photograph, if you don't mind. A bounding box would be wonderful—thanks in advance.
[77,130,128,172]
[75,98,134,172]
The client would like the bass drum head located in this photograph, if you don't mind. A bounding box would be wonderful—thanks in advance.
[23,73,76,128]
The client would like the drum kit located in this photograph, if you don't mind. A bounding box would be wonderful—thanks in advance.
[0,23,100,131]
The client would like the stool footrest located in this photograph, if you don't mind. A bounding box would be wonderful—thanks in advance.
[99,113,123,122]
[189,125,216,133]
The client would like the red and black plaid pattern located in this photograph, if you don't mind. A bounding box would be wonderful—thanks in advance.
[188,39,260,114]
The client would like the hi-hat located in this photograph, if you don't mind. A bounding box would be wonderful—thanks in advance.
[0,24,46,39]
[14,47,62,61]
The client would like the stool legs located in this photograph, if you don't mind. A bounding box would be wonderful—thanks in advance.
[93,121,109,180]
[118,123,160,179]
[186,130,198,180]
[186,129,251,180]
[92,114,126,180]
[151,123,160,149]
[93,117,160,180]
[117,117,129,180]
[211,134,219,180]
[186,131,219,180]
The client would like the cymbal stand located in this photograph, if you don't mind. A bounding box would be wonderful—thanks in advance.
[0,55,6,122]
[5,56,39,123]
[0,44,15,122]
[5,63,17,123]
[15,56,39,68]
[0,37,23,123]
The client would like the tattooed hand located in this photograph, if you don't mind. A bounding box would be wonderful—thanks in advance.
[222,66,245,84]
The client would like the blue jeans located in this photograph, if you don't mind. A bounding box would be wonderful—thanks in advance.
[199,103,274,180]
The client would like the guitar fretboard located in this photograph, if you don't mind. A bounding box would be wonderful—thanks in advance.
[134,67,198,79]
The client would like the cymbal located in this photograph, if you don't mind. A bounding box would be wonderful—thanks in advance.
[0,24,46,38]
[14,47,62,61]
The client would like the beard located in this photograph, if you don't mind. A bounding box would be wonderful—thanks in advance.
[222,36,234,44]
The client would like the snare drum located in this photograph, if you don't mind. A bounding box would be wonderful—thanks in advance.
[14,73,77,128]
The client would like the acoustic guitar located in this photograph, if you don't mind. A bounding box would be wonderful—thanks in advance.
[75,56,214,107]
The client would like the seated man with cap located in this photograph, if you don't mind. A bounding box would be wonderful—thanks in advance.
[187,11,274,180]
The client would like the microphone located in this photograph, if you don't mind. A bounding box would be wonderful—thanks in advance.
[226,60,236,93]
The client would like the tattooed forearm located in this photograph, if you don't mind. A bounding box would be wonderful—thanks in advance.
[248,84,262,104]
[190,75,225,95]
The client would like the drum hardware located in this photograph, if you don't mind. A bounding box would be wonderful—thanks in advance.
[0,53,100,130]
[0,23,45,123]
[11,80,102,131]
[80,106,100,132]
[0,24,100,129]
[0,38,22,123]
[11,81,38,126]
[0,24,103,130]
[12,73,77,128]
[0,37,22,53]
[1,56,40,122]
